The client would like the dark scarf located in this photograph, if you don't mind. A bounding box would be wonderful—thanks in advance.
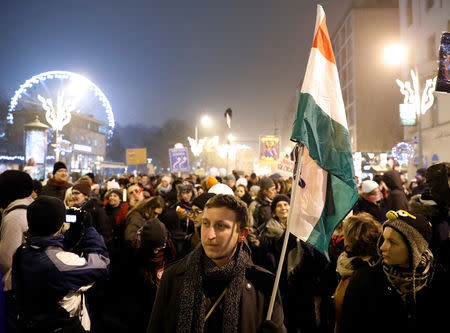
[176,242,250,333]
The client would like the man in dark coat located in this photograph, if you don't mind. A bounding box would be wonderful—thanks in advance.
[148,194,286,333]
[382,170,409,211]
[353,180,387,223]
[41,161,72,201]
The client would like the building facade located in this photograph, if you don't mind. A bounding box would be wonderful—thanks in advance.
[399,0,450,173]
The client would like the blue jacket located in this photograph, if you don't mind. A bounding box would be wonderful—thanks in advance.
[12,227,110,331]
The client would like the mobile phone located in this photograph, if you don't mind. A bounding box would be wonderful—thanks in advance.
[66,214,77,223]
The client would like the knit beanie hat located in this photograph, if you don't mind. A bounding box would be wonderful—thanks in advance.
[205,176,219,190]
[208,183,234,196]
[27,195,66,236]
[224,174,236,182]
[361,180,379,194]
[259,177,275,191]
[383,210,432,269]
[0,170,33,209]
[106,188,122,200]
[53,161,67,175]
[271,194,290,212]
[191,192,216,210]
[73,180,92,197]
[140,218,168,249]
[235,177,248,188]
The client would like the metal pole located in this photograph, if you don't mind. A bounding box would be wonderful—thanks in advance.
[413,67,423,168]
[266,143,304,320]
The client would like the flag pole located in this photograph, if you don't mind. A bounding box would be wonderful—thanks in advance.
[266,142,304,320]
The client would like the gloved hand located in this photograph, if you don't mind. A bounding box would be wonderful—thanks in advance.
[176,206,187,219]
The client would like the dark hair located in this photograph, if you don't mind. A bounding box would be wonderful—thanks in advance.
[204,194,249,230]
[343,212,382,258]
[127,196,164,218]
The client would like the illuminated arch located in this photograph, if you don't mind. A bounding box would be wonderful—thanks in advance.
[8,71,115,138]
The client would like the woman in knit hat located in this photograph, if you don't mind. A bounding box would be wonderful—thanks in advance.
[340,210,450,333]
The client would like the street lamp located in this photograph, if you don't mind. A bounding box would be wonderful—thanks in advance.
[188,115,212,171]
[384,44,437,168]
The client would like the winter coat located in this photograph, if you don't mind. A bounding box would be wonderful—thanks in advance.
[0,197,33,291]
[124,210,146,244]
[340,261,450,333]
[79,198,113,246]
[352,195,387,223]
[11,227,110,332]
[41,179,72,201]
[248,197,272,229]
[147,251,286,333]
[382,170,409,211]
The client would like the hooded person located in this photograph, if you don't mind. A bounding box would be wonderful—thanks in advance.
[41,161,72,201]
[382,170,409,211]
[340,210,450,333]
[248,177,276,229]
[158,181,196,259]
[11,195,109,333]
[0,170,34,293]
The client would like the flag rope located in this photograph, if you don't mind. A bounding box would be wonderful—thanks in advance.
[266,143,304,320]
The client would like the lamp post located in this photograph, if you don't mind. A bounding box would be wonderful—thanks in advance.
[188,115,212,169]
[396,69,436,168]
[384,44,436,169]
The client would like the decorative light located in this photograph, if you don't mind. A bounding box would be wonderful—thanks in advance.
[396,70,436,116]
[188,136,207,156]
[8,71,114,138]
[391,142,415,166]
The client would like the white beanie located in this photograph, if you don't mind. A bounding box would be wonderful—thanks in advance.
[208,183,234,196]
[361,180,379,194]
[236,177,248,188]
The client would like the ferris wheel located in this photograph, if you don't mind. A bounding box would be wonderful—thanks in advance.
[7,70,115,139]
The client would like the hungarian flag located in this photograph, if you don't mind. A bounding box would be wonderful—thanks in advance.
[289,5,358,256]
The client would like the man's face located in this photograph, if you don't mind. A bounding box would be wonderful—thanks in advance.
[71,189,87,206]
[108,193,121,208]
[128,185,144,202]
[380,227,409,268]
[201,206,248,267]
[181,191,193,203]
[53,168,68,182]
[264,186,277,200]
[141,176,149,185]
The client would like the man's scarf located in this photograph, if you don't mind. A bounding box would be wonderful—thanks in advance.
[176,242,249,333]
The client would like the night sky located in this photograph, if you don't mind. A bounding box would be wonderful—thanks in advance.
[0,0,351,144]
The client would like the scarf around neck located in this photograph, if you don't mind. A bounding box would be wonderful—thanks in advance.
[176,242,250,333]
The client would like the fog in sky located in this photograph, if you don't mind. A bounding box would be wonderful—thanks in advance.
[0,0,352,144]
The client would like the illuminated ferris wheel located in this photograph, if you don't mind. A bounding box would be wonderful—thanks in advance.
[7,71,115,139]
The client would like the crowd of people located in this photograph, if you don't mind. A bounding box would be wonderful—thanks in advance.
[0,160,448,332]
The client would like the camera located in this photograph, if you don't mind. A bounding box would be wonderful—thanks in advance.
[64,207,89,252]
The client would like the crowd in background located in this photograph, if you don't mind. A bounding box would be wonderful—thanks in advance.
[0,161,449,332]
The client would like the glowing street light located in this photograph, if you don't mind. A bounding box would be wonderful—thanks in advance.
[384,44,437,168]
[188,115,213,157]
[384,44,407,65]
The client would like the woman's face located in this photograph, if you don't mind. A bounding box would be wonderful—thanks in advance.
[108,193,121,208]
[235,185,246,198]
[380,227,409,268]
[275,201,290,220]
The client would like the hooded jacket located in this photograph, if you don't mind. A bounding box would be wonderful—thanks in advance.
[382,170,409,211]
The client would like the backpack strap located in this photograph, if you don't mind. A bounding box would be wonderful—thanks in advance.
[4,204,29,216]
